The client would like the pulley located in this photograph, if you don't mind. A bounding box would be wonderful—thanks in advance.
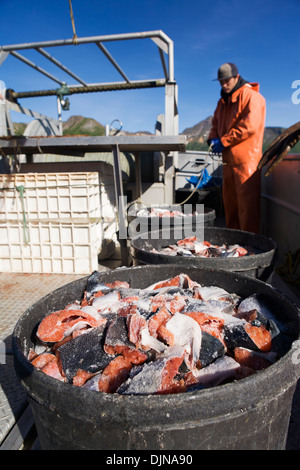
[56,82,71,110]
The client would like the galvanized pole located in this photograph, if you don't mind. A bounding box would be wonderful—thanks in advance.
[57,96,63,135]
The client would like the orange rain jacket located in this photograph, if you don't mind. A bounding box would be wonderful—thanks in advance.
[208,82,266,233]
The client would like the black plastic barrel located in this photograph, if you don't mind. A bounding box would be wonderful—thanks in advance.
[130,227,277,282]
[127,204,215,239]
[13,265,300,450]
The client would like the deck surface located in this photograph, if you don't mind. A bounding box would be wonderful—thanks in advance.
[0,263,116,450]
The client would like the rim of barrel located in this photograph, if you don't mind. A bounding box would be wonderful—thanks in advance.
[130,227,277,266]
[127,204,216,215]
[127,204,216,221]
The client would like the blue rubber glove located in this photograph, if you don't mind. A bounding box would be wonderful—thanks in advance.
[210,138,224,154]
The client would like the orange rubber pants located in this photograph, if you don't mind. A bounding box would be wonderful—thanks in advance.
[222,163,261,234]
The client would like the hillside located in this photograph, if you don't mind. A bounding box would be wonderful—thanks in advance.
[61,115,151,136]
[62,115,106,136]
[12,114,300,153]
[13,122,27,135]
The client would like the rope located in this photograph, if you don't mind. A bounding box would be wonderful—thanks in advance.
[126,146,221,210]
[69,0,78,45]
[0,182,114,192]
[15,185,30,245]
[1,181,115,245]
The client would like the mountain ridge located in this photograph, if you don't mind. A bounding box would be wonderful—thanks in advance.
[181,116,297,153]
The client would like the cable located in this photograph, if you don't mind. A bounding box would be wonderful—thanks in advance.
[69,0,78,45]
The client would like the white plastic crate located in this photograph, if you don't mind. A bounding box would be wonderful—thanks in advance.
[0,171,118,273]
[99,181,116,219]
[0,218,103,274]
[0,172,102,220]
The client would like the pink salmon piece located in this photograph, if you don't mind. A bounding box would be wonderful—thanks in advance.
[36,309,104,343]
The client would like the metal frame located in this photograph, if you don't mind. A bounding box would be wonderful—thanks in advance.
[1,30,178,135]
[0,31,178,173]
[0,30,179,189]
[1,29,178,142]
[0,31,181,263]
[0,31,176,126]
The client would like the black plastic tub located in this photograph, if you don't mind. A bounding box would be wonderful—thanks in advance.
[127,204,215,239]
[130,227,277,282]
[13,265,300,450]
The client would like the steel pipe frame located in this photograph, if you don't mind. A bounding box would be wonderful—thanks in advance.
[13,79,167,99]
[1,30,175,93]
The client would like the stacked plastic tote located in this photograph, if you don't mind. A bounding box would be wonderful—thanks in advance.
[0,172,117,274]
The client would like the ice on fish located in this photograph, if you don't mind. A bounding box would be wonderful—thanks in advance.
[127,311,166,353]
[65,301,81,310]
[165,312,202,368]
[175,247,194,257]
[31,271,283,394]
[150,292,187,316]
[186,356,242,388]
[207,299,236,315]
[139,326,166,353]
[80,304,101,317]
[92,290,121,313]
[183,298,236,317]
[194,285,240,304]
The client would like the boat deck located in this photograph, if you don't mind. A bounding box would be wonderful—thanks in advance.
[1,259,300,450]
[0,259,121,450]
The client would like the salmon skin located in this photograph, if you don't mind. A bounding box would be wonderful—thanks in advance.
[30,271,286,394]
[118,346,186,395]
[223,321,272,352]
[198,331,226,368]
[84,270,130,301]
[150,237,250,258]
[58,323,112,382]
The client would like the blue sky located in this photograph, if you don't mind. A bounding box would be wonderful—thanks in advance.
[1,0,300,133]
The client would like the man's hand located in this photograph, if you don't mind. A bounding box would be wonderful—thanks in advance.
[210,138,224,154]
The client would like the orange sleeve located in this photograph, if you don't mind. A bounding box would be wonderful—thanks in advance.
[221,91,265,148]
[207,105,221,142]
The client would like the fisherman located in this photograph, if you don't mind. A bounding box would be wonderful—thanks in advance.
[208,63,266,234]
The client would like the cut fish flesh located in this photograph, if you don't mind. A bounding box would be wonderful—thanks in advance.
[30,271,288,395]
